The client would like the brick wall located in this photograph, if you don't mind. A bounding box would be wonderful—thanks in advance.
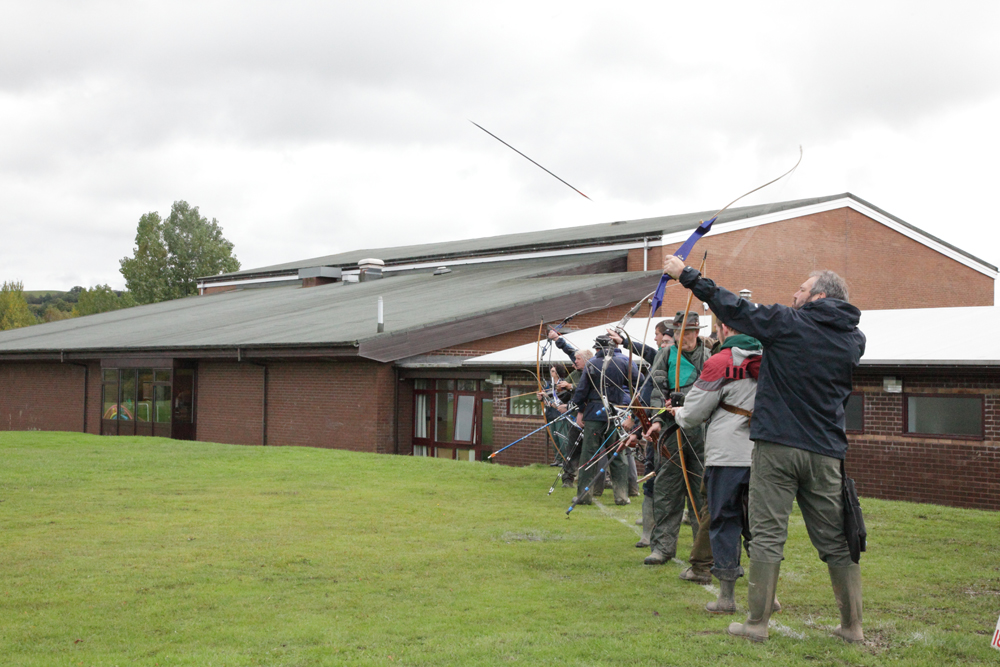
[197,362,265,445]
[196,360,395,452]
[397,378,413,456]
[490,375,551,466]
[0,362,98,433]
[628,208,993,310]
[201,285,237,295]
[847,371,1000,511]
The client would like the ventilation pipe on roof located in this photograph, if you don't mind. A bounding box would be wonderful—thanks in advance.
[359,258,384,282]
[377,296,384,333]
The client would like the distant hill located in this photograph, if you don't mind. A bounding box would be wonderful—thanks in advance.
[24,288,80,320]
[23,290,69,298]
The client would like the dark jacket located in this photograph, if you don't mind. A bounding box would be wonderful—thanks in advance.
[680,267,866,459]
[554,336,579,364]
[572,348,640,423]
[621,337,659,406]
[622,336,659,367]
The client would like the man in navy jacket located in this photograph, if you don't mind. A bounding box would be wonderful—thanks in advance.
[571,338,640,506]
[663,256,866,644]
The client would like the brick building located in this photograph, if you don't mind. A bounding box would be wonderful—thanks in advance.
[1,193,996,509]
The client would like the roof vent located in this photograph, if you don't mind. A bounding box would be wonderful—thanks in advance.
[298,266,342,288]
[433,266,452,276]
[358,258,384,282]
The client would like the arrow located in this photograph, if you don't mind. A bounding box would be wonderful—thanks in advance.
[470,120,592,200]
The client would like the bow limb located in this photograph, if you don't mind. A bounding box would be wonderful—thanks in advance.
[540,298,614,359]
[536,320,568,465]
[650,147,803,319]
[708,146,802,222]
[672,251,708,518]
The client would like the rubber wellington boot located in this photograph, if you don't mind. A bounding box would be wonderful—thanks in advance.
[636,496,653,548]
[828,563,864,643]
[728,560,780,642]
[706,579,736,614]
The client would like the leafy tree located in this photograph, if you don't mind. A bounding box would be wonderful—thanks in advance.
[119,201,240,304]
[43,306,74,322]
[72,285,137,317]
[0,281,38,330]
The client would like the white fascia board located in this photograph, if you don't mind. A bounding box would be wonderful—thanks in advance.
[197,275,300,289]
[655,198,997,279]
[859,358,1000,366]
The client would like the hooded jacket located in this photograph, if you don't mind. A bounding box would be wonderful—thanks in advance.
[679,267,866,459]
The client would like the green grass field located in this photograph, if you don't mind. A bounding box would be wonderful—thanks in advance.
[1,432,997,666]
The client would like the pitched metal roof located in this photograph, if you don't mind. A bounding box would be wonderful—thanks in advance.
[205,193,996,281]
[0,252,656,363]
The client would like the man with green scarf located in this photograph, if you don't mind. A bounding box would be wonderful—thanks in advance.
[640,311,712,566]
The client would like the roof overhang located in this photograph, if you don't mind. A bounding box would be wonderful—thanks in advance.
[0,344,361,363]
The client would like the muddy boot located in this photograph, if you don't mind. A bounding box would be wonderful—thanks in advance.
[706,579,736,614]
[728,560,780,643]
[644,551,669,565]
[828,563,864,643]
[679,567,712,584]
[635,495,653,548]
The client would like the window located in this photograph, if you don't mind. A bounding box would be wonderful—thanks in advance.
[454,395,475,441]
[102,370,119,420]
[137,370,154,422]
[412,379,494,459]
[844,393,864,433]
[509,387,543,417]
[102,367,184,438]
[905,394,983,439]
[120,371,137,421]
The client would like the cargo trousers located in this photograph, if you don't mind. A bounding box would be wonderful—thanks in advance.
[748,440,853,567]
[650,423,705,558]
[576,419,629,504]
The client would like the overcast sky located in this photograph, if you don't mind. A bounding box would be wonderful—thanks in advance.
[2,1,998,295]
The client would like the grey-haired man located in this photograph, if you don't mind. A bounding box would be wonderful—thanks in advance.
[663,258,866,644]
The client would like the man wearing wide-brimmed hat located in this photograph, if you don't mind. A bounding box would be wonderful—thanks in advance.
[640,310,713,573]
